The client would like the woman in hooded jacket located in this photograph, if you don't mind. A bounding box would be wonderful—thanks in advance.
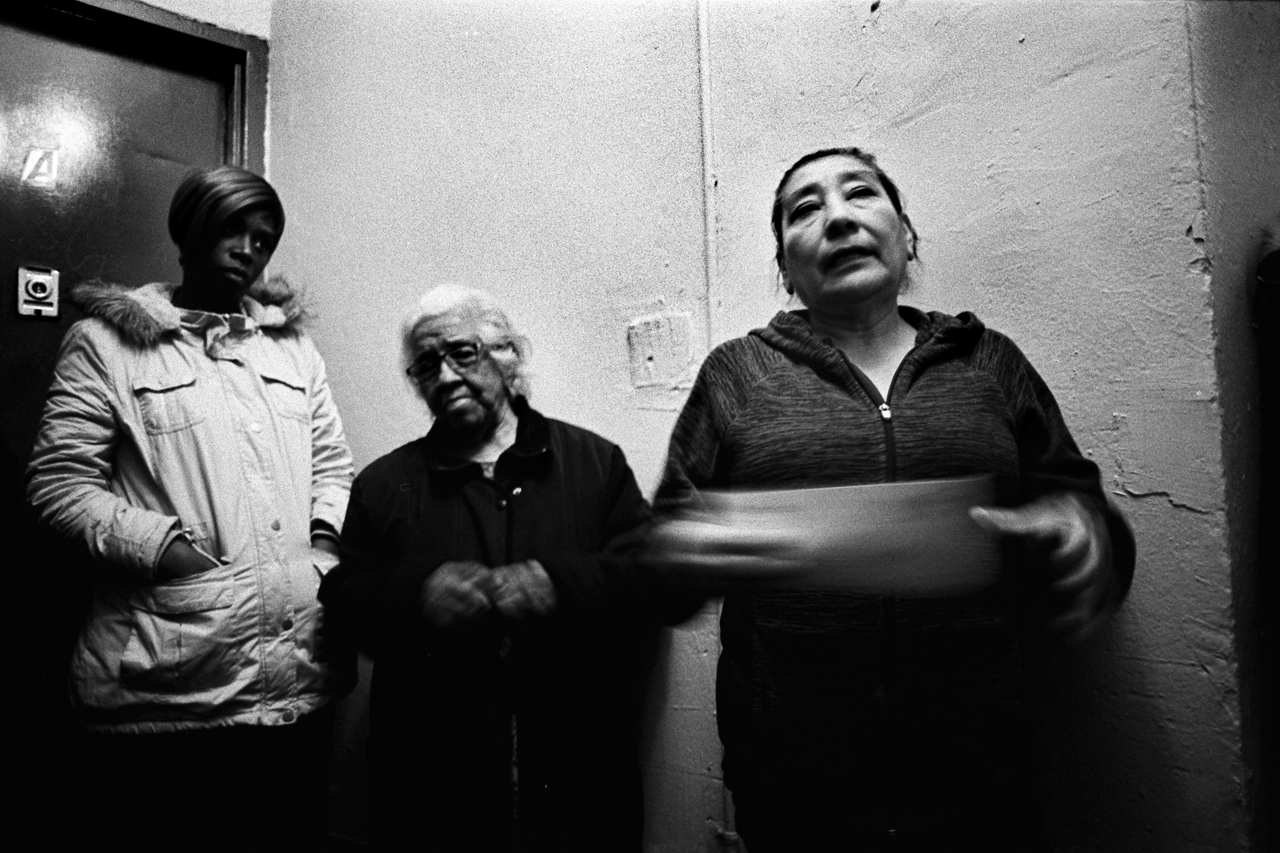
[649,147,1135,852]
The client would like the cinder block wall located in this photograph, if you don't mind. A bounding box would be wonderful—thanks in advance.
[149,0,1280,849]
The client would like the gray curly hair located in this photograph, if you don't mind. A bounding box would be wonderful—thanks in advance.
[401,283,532,401]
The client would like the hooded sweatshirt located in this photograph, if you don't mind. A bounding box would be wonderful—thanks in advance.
[654,306,1134,838]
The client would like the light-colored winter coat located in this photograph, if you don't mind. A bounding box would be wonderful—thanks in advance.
[27,278,353,732]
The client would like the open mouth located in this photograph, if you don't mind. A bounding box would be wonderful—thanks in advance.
[823,246,872,272]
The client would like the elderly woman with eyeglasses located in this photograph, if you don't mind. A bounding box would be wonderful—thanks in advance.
[318,284,654,852]
[649,147,1136,851]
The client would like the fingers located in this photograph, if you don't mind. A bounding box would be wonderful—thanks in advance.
[973,494,1117,643]
[1047,567,1113,644]
[424,559,562,627]
[422,562,495,628]
[970,495,1099,572]
[968,504,1063,542]
[491,561,557,619]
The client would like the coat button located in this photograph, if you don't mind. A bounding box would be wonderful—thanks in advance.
[270,519,281,531]
[249,422,262,433]
[511,486,522,496]
[282,617,293,631]
[282,709,296,723]
[497,499,507,510]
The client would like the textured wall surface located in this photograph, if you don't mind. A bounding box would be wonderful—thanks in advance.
[252,1,1277,851]
[141,0,271,37]
[268,0,706,488]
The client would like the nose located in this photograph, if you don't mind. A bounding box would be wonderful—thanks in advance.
[824,198,860,237]
[228,232,253,259]
[436,358,463,383]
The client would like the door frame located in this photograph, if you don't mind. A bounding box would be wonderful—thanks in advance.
[5,0,267,172]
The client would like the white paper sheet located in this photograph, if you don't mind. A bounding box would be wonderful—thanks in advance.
[696,475,1001,595]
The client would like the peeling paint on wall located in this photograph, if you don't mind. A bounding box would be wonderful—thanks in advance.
[627,312,695,389]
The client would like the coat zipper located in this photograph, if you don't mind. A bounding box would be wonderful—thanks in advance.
[837,345,916,839]
[838,354,906,482]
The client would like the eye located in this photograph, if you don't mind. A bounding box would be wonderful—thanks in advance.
[846,185,876,199]
[448,343,481,368]
[407,351,444,380]
[788,201,820,223]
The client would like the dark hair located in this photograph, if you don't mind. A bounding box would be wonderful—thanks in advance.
[770,146,918,273]
[168,165,285,267]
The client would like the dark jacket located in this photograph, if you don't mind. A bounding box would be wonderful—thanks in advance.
[319,400,653,852]
[654,307,1135,846]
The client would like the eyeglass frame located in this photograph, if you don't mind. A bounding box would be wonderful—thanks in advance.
[405,337,511,383]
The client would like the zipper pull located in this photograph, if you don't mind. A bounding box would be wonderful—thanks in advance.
[878,402,892,420]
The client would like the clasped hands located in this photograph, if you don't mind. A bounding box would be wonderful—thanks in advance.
[421,559,557,629]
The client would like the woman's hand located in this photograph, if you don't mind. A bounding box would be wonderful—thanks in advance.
[421,560,495,629]
[970,493,1115,642]
[155,536,220,581]
[491,560,556,620]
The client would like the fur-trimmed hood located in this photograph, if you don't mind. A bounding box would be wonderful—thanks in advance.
[69,276,308,347]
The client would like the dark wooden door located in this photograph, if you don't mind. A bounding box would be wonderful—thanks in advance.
[1,0,265,466]
[0,3,266,844]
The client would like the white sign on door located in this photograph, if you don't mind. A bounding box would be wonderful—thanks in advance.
[21,148,58,187]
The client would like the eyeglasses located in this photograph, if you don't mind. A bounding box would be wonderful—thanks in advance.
[405,339,503,382]
[406,339,485,382]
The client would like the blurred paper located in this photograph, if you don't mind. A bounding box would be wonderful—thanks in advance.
[699,475,1000,595]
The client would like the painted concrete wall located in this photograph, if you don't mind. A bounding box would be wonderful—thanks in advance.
[140,0,1277,850]
[140,0,271,38]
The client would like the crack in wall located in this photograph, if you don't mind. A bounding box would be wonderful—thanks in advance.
[1119,485,1212,514]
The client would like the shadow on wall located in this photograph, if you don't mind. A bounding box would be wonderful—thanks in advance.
[1033,608,1199,853]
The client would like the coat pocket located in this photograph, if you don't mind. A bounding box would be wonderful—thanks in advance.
[258,361,309,423]
[119,579,236,694]
[132,368,207,435]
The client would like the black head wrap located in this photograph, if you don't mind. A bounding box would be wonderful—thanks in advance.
[168,165,285,266]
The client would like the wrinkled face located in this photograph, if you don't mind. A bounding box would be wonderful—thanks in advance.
[408,315,511,443]
[776,154,914,319]
[201,206,279,297]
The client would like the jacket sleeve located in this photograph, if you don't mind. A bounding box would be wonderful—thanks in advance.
[987,332,1136,602]
[652,345,739,514]
[535,442,655,628]
[318,472,398,659]
[26,322,182,580]
[645,348,745,624]
[302,337,353,535]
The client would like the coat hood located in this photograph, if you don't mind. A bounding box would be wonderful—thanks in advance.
[748,307,986,393]
[754,306,985,362]
[69,275,308,347]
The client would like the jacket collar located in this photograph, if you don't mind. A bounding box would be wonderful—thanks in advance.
[754,305,985,367]
[422,396,550,473]
[69,277,307,348]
